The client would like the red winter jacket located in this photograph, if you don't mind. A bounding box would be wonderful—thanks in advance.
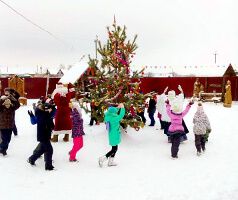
[54,93,72,131]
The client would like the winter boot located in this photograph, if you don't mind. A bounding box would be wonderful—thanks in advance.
[171,155,178,160]
[27,157,36,166]
[45,165,55,171]
[1,149,7,157]
[69,159,78,162]
[98,155,107,168]
[63,134,69,142]
[197,151,202,156]
[108,157,117,167]
[51,135,58,142]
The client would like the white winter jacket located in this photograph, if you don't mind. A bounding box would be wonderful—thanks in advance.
[156,93,184,122]
[193,108,211,135]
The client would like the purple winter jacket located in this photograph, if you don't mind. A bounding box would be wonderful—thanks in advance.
[166,104,191,133]
[70,108,85,138]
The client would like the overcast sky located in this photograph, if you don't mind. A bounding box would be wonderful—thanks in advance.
[0,0,238,71]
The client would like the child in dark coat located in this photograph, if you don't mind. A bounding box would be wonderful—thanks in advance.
[27,103,55,170]
[0,97,20,156]
[1,88,20,137]
[69,102,85,162]
[148,91,157,126]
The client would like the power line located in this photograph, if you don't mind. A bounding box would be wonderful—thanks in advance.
[0,0,84,57]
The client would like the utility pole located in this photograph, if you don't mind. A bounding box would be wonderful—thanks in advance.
[94,35,98,60]
[213,51,218,64]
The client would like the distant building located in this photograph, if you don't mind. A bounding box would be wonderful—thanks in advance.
[0,66,35,78]
[45,69,59,78]
[44,69,69,78]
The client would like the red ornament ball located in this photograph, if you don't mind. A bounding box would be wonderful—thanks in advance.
[126,82,130,85]
[142,72,144,75]
[131,55,134,58]
[107,85,110,88]
[133,123,137,127]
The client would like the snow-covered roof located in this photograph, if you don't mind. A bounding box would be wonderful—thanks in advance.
[171,64,230,77]
[59,59,89,84]
[133,63,238,77]
[0,66,36,75]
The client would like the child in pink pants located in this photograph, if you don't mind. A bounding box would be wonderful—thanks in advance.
[69,102,85,162]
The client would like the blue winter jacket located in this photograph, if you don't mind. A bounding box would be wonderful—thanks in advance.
[31,106,55,142]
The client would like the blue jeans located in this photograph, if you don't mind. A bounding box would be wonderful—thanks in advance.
[0,129,12,150]
[12,124,18,135]
[148,113,155,126]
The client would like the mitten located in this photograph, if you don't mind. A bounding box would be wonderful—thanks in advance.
[189,101,194,105]
[165,100,169,105]
[1,95,8,100]
[68,82,75,92]
[178,85,183,92]
[163,86,168,94]
[68,82,74,88]
[28,110,34,117]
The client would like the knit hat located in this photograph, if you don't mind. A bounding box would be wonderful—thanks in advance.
[72,102,82,115]
[108,107,118,114]
[4,88,11,93]
[3,99,12,106]
[197,102,203,110]
[172,103,180,113]
[168,90,176,100]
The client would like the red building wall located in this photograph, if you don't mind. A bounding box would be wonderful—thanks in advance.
[140,77,238,101]
[24,78,60,99]
[0,78,8,96]
[0,77,60,98]
[1,77,237,101]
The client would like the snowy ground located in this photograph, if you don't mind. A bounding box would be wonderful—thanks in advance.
[1,99,238,200]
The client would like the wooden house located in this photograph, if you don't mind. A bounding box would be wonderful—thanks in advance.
[59,60,98,100]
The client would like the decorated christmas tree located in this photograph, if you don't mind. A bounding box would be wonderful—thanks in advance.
[80,18,150,131]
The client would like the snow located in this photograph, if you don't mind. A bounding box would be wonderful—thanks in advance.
[59,59,89,84]
[1,99,238,200]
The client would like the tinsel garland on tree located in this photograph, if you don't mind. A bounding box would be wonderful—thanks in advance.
[79,19,152,130]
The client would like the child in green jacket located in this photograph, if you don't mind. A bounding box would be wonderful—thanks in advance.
[99,103,125,167]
